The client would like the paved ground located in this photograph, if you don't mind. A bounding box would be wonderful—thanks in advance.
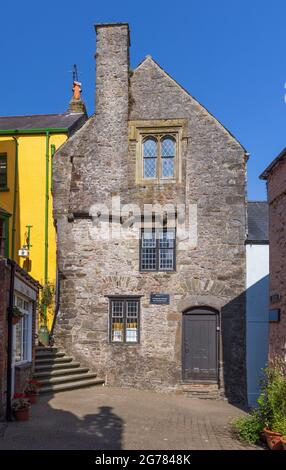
[0,386,262,450]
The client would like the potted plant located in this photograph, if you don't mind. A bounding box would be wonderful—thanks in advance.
[12,393,31,421]
[24,379,42,404]
[233,357,286,449]
[12,306,24,325]
[38,282,55,346]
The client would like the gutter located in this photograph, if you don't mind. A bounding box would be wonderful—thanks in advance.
[0,128,68,135]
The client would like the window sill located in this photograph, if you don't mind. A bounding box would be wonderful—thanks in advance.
[141,179,177,185]
[0,187,10,192]
[15,361,32,368]
[139,270,176,274]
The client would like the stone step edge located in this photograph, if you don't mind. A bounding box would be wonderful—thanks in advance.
[33,367,89,378]
[34,362,81,371]
[35,357,73,364]
[39,378,105,394]
[38,373,98,386]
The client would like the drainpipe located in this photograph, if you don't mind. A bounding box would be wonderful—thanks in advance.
[6,259,15,421]
[11,137,18,260]
[43,131,50,324]
[50,144,56,193]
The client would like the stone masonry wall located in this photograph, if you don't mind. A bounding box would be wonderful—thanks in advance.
[268,158,286,360]
[53,24,247,403]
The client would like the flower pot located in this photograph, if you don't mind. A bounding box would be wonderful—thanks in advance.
[14,408,30,422]
[12,316,21,325]
[281,437,286,451]
[263,428,282,450]
[38,326,50,346]
[26,393,38,404]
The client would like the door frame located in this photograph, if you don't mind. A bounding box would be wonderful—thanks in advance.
[181,306,220,384]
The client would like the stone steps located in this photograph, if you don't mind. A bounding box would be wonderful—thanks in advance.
[34,362,81,372]
[39,373,98,387]
[33,367,90,379]
[34,346,104,394]
[35,356,73,365]
[40,378,105,395]
[179,383,221,400]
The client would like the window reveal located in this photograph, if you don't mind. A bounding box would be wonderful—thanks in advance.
[140,229,175,271]
[13,294,32,363]
[143,135,176,180]
[110,298,140,343]
[0,154,8,189]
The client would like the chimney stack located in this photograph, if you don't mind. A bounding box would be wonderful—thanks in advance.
[94,23,130,193]
[68,80,86,114]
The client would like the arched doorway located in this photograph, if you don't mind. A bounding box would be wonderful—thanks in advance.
[182,307,219,382]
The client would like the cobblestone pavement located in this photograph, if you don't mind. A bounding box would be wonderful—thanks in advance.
[0,387,262,450]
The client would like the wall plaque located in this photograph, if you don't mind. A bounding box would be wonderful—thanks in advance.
[150,293,170,305]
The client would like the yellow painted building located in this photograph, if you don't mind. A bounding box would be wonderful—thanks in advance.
[0,107,86,329]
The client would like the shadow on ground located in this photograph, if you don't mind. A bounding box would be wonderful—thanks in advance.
[0,393,124,450]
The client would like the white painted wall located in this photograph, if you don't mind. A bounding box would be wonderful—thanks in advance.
[246,244,269,407]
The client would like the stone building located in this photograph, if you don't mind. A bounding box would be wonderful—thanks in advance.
[53,23,248,403]
[261,149,286,362]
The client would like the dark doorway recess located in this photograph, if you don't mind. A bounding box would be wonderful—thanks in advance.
[182,307,219,382]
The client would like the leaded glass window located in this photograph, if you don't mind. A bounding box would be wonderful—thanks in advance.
[161,137,175,178]
[142,135,176,180]
[143,138,157,178]
[110,298,140,343]
[140,229,175,271]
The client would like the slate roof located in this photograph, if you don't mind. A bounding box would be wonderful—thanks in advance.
[260,147,286,179]
[0,112,86,135]
[247,201,269,243]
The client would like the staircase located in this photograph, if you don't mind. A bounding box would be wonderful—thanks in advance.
[33,346,104,394]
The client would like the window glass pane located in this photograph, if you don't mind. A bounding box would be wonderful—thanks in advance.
[143,139,157,178]
[159,230,174,248]
[143,139,157,157]
[141,248,156,270]
[111,301,124,342]
[15,319,23,362]
[144,158,157,178]
[126,301,138,343]
[159,249,174,270]
[162,158,174,178]
[161,138,175,157]
[0,156,7,188]
[23,315,29,360]
[161,138,175,178]
[142,231,156,248]
[16,297,23,309]
[0,219,5,257]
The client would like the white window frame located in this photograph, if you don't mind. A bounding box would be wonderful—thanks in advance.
[13,292,33,365]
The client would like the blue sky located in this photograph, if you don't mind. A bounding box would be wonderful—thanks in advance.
[1,0,286,200]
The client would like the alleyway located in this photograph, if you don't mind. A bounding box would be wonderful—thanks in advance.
[0,387,261,450]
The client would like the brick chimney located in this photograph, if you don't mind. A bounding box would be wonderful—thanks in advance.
[94,23,130,192]
[68,80,87,114]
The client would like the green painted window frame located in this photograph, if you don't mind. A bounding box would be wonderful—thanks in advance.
[0,214,10,257]
[0,153,9,191]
